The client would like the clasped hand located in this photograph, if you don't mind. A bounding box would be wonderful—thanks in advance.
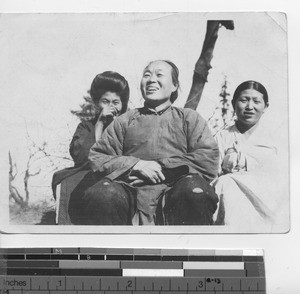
[127,160,165,186]
[95,106,120,141]
[222,147,246,174]
[97,106,119,124]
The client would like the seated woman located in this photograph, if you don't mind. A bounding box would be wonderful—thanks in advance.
[69,60,219,226]
[213,80,281,230]
[52,71,129,224]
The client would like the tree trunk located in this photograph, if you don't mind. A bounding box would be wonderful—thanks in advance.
[9,151,26,207]
[184,20,234,110]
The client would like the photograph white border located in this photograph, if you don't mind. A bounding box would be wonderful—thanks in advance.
[0,1,299,293]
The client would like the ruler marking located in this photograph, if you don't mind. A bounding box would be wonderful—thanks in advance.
[1,248,265,294]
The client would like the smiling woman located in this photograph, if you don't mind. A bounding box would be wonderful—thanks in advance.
[69,60,219,226]
[233,81,269,134]
[140,60,179,107]
[213,81,284,231]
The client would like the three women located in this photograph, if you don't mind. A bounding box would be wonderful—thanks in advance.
[55,63,280,228]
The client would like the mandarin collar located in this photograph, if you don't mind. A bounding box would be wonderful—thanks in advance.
[141,102,172,115]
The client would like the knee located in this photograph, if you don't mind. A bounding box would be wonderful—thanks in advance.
[84,180,128,208]
[164,175,219,225]
[175,175,219,211]
[214,174,235,188]
[180,175,216,197]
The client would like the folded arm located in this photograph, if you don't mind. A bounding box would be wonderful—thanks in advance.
[89,116,140,180]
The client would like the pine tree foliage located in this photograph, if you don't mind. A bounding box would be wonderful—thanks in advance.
[70,92,99,122]
[208,77,234,135]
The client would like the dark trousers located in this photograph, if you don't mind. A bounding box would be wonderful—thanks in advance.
[159,174,218,225]
[69,173,218,225]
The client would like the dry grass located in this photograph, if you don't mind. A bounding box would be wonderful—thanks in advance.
[9,200,56,225]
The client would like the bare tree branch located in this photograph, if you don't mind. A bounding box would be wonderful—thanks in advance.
[9,152,26,207]
[29,168,41,177]
[9,186,25,207]
[185,20,234,110]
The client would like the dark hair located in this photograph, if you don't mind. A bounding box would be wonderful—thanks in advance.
[90,71,129,114]
[232,80,269,108]
[141,60,180,103]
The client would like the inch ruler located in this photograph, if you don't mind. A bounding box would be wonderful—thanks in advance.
[0,248,266,293]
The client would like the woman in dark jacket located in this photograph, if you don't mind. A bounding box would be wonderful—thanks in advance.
[52,71,129,224]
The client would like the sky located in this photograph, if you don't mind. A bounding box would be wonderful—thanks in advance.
[0,12,288,203]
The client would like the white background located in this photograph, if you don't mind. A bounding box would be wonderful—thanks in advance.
[0,0,299,293]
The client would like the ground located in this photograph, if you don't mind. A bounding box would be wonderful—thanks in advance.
[9,200,56,225]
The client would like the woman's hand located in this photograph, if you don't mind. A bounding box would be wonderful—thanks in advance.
[95,106,119,141]
[222,147,246,174]
[98,106,119,124]
[128,160,166,185]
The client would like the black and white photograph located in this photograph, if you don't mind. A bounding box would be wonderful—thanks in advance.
[0,12,289,233]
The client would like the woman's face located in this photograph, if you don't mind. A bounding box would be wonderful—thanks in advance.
[97,91,122,114]
[235,89,267,128]
[140,61,177,105]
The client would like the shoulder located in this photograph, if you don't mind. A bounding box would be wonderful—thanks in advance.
[218,124,237,137]
[171,107,206,122]
[214,124,237,145]
[105,109,140,134]
[113,109,140,124]
[74,119,95,133]
[250,120,277,150]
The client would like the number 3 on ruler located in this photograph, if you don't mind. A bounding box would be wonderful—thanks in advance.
[198,281,204,288]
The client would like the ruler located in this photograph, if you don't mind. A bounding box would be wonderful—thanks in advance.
[0,248,265,293]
